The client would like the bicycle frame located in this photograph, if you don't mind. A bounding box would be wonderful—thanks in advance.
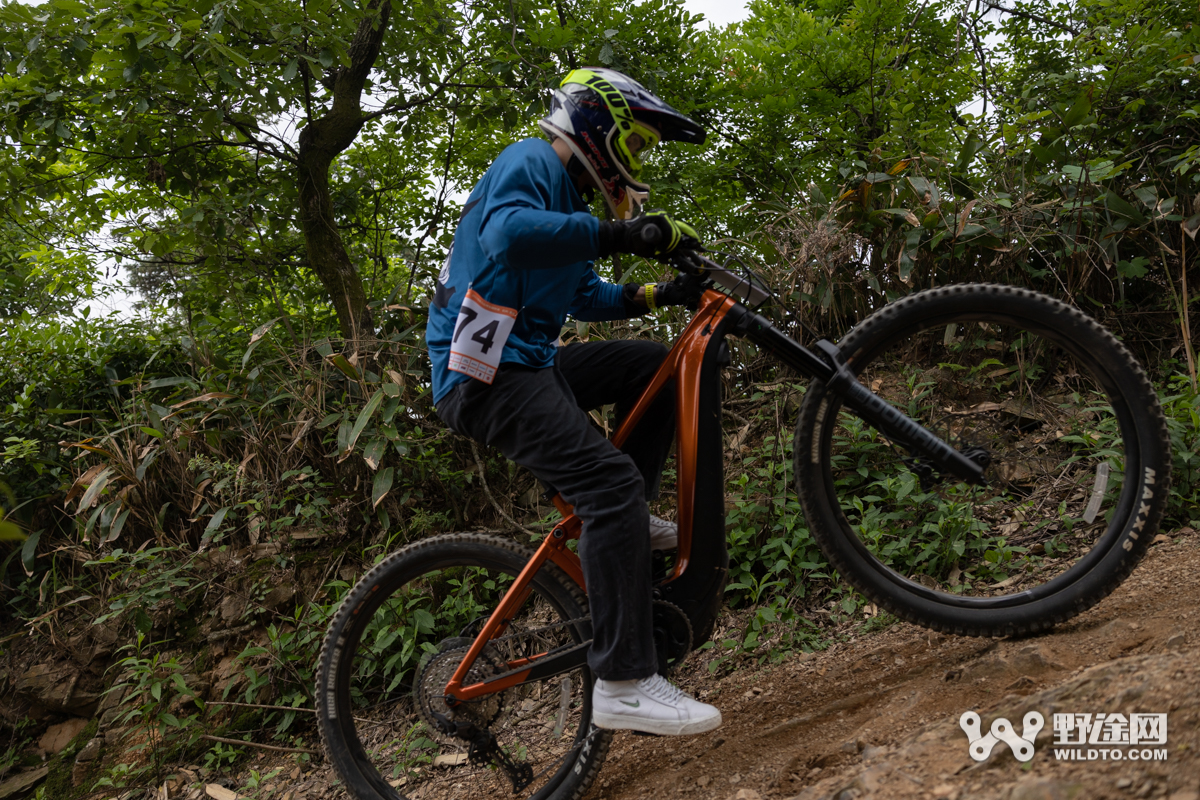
[444,273,987,708]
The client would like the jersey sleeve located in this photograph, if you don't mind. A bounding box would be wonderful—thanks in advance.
[567,268,628,322]
[477,149,600,270]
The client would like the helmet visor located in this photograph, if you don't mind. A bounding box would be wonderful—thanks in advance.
[610,121,661,181]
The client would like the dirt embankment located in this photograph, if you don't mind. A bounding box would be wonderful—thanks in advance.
[9,531,1199,800]
[596,528,1200,800]
[194,528,1199,800]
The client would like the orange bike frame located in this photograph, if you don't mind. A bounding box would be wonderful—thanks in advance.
[444,289,740,704]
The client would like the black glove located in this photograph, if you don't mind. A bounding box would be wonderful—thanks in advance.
[621,273,707,314]
[598,210,703,260]
[653,273,706,309]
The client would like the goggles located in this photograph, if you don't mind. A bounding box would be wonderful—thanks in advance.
[561,69,661,183]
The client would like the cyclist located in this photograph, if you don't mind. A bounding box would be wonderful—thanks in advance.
[427,68,723,736]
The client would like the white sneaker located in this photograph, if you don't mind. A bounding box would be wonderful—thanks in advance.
[649,515,678,550]
[592,674,722,736]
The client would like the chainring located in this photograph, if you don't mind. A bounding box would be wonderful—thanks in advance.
[413,638,510,744]
[652,599,693,676]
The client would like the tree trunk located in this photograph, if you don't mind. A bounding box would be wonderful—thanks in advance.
[296,0,392,345]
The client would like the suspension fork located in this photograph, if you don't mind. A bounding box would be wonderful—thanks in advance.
[729,305,987,485]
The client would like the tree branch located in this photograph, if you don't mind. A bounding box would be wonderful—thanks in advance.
[360,65,466,123]
[470,440,538,537]
[980,0,1081,35]
[199,734,315,755]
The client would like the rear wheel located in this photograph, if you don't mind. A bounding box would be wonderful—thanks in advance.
[795,284,1170,636]
[317,533,609,800]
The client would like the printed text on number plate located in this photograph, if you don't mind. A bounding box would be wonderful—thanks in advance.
[448,288,518,385]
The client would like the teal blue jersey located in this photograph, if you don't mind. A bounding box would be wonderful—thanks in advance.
[428,138,627,403]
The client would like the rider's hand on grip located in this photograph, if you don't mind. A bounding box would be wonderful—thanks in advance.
[598,210,703,260]
[654,272,707,311]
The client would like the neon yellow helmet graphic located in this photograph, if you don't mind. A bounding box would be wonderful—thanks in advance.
[539,68,705,219]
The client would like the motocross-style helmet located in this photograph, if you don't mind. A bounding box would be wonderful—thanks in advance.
[539,68,705,219]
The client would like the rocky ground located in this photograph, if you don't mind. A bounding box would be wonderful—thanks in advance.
[6,528,1199,800]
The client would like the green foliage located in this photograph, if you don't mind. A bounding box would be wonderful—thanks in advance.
[1160,373,1200,528]
[724,426,827,609]
[1,0,1198,779]
[98,635,203,790]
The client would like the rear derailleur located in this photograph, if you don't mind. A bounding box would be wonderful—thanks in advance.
[430,711,533,792]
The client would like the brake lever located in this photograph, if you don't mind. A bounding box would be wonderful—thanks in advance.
[669,250,714,276]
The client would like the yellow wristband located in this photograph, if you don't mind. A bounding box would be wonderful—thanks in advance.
[644,283,657,312]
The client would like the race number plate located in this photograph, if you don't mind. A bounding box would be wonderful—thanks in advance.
[448,288,518,384]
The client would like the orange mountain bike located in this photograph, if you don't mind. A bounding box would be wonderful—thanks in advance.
[316,259,1170,800]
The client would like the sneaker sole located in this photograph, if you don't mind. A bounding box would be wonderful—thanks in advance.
[592,710,722,737]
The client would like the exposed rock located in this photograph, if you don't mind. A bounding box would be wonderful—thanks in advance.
[1010,644,1062,674]
[97,682,127,713]
[98,683,128,729]
[36,717,88,756]
[0,767,48,800]
[218,594,247,624]
[1003,779,1084,800]
[961,644,1062,683]
[74,737,102,763]
[262,583,296,612]
[860,745,888,763]
[211,654,244,698]
[13,664,99,716]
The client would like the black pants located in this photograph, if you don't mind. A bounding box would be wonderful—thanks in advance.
[437,339,674,680]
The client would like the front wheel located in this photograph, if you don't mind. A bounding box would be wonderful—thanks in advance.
[795,284,1171,636]
[317,533,610,800]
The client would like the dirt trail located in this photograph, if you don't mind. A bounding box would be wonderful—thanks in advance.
[50,529,1199,800]
[592,528,1200,800]
[246,528,1200,800]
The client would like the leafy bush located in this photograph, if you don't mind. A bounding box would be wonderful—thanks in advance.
[1160,374,1200,528]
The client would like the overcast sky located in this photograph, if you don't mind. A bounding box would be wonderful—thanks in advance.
[683,0,751,27]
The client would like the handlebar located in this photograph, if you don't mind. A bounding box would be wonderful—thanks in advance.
[668,250,773,309]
